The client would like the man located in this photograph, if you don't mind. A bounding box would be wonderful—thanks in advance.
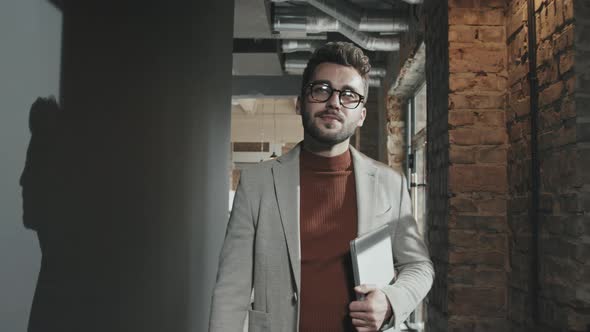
[210,42,433,332]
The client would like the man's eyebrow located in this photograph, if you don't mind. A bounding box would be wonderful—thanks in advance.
[310,79,331,85]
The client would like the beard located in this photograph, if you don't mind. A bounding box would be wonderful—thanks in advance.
[300,105,358,145]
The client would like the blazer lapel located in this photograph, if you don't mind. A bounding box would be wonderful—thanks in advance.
[350,146,378,236]
[272,144,301,293]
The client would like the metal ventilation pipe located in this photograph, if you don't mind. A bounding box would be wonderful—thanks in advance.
[304,0,408,32]
[282,40,324,53]
[273,5,407,33]
[284,53,309,75]
[284,54,388,85]
[369,67,387,78]
[368,77,381,88]
[273,7,400,51]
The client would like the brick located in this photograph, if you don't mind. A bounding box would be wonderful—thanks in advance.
[450,47,506,73]
[449,250,506,267]
[451,196,478,212]
[537,62,559,86]
[555,123,576,146]
[452,215,508,233]
[564,0,574,22]
[450,110,477,126]
[449,25,506,43]
[539,108,560,130]
[480,128,508,144]
[449,7,505,26]
[559,50,575,74]
[508,63,529,86]
[539,81,564,107]
[450,146,477,164]
[510,96,531,117]
[449,72,507,92]
[449,229,478,247]
[450,73,507,92]
[448,286,506,316]
[478,110,506,127]
[450,128,481,145]
[507,3,527,37]
[477,146,507,164]
[478,26,505,43]
[450,93,506,109]
[553,25,575,54]
[449,164,507,193]
[537,40,554,65]
[449,0,505,8]
[478,197,507,215]
[448,266,507,287]
[508,120,531,141]
[554,0,564,28]
[565,76,575,95]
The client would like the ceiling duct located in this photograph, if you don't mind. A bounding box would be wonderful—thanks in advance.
[284,54,386,87]
[273,6,400,51]
[282,40,324,53]
[304,0,408,33]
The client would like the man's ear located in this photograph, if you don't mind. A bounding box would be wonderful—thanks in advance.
[295,96,302,115]
[357,107,367,127]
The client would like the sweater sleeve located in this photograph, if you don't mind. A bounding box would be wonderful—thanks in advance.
[380,174,434,330]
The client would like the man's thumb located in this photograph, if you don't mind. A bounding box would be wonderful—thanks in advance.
[355,284,378,295]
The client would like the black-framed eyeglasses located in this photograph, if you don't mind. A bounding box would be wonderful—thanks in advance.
[305,82,365,109]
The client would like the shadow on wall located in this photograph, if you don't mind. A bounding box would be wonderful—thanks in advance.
[20,97,83,332]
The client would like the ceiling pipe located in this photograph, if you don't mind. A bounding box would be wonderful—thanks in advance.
[304,0,408,32]
[284,54,387,83]
[273,6,400,51]
[282,40,324,53]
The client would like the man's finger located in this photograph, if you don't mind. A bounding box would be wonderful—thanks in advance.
[349,311,372,321]
[349,300,370,312]
[351,317,370,327]
[354,284,378,295]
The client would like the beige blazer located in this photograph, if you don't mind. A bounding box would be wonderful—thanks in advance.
[209,144,434,332]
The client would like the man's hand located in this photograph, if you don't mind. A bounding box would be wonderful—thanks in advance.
[349,285,392,332]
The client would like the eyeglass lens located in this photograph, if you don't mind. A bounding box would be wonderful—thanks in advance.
[309,83,362,109]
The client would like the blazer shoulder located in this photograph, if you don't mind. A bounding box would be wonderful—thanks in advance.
[236,159,278,187]
[355,150,405,181]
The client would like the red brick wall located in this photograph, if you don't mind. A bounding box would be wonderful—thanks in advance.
[507,0,589,330]
[423,0,511,330]
[447,1,510,330]
[386,95,406,170]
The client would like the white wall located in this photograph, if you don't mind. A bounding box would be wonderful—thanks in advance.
[0,1,62,331]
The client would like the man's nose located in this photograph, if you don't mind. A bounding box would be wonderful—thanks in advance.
[326,91,341,109]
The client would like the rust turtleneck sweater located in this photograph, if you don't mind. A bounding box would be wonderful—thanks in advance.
[299,147,358,332]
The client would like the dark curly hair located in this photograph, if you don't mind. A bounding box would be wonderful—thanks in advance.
[301,42,371,99]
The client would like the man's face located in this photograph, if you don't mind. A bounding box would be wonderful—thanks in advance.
[296,62,367,146]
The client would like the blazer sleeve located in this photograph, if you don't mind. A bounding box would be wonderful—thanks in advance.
[380,174,434,330]
[209,171,255,332]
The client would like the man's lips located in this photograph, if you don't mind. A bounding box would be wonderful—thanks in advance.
[317,112,343,122]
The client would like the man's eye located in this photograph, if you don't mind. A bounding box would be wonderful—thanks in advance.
[341,91,358,100]
[312,86,330,94]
